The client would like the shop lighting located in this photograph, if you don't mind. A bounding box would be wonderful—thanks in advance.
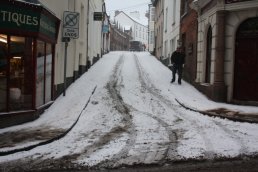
[0,38,7,43]
[13,56,22,59]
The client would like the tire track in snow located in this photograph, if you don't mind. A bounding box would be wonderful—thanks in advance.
[133,54,185,160]
[133,54,216,160]
[92,54,137,168]
[213,121,247,155]
[130,107,180,161]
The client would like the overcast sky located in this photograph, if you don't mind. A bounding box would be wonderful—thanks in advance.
[105,0,151,23]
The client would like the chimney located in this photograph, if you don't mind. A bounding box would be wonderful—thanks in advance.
[115,10,120,17]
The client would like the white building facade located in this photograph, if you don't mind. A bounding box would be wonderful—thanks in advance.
[114,11,148,49]
[163,0,181,62]
[39,0,105,95]
[148,4,155,53]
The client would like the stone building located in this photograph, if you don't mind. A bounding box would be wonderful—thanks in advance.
[110,22,132,51]
[191,0,258,104]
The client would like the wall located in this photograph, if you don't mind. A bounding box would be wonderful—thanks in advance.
[39,0,104,97]
[180,0,198,83]
[153,0,164,59]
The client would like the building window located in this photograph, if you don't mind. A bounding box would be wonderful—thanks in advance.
[172,0,176,24]
[36,41,53,107]
[45,43,53,103]
[164,40,168,58]
[165,7,168,32]
[150,7,155,21]
[0,35,34,112]
[36,40,45,107]
[181,0,188,17]
[205,26,212,83]
[0,34,8,112]
[9,36,33,111]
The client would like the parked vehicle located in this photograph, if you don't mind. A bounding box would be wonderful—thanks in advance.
[129,41,144,51]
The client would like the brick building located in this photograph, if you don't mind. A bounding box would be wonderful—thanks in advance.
[110,22,132,51]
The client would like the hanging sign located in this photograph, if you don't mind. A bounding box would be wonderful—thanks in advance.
[94,12,103,21]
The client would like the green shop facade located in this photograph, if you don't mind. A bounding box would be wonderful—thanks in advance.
[0,0,60,128]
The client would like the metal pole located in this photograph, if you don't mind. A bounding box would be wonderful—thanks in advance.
[63,41,68,96]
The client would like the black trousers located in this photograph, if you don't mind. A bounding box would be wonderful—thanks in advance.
[172,65,183,82]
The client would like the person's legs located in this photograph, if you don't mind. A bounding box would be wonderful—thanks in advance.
[171,66,176,83]
[177,66,183,84]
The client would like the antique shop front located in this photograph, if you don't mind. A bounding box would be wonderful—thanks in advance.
[0,0,60,128]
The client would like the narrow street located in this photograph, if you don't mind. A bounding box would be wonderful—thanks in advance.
[1,52,258,171]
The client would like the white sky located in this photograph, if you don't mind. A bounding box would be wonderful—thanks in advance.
[105,0,151,22]
[1,52,258,167]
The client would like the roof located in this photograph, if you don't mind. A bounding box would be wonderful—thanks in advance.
[115,11,148,27]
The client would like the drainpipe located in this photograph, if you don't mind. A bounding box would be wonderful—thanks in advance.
[86,0,90,68]
[101,1,105,56]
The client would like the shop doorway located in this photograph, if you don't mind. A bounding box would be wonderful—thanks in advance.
[234,17,258,101]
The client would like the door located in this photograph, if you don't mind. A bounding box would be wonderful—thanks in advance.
[234,38,258,101]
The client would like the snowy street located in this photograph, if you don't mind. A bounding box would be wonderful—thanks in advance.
[1,52,258,171]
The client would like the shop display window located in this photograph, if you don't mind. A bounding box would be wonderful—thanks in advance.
[0,34,7,112]
[9,36,33,111]
[36,41,53,108]
[36,40,45,107]
[0,34,54,112]
[45,43,52,103]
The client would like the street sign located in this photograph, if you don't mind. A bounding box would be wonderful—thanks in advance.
[94,12,103,21]
[63,11,80,39]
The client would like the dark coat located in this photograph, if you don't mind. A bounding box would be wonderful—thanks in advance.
[171,51,185,66]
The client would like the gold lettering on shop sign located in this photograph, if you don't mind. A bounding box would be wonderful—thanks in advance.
[0,10,39,26]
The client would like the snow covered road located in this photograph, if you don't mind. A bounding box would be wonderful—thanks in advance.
[1,52,258,171]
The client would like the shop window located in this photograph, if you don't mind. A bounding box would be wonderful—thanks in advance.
[36,40,45,107]
[36,41,53,107]
[45,43,52,103]
[0,34,7,112]
[9,36,33,111]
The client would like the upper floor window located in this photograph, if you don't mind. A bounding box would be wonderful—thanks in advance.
[150,7,155,21]
[225,0,252,4]
[181,0,188,16]
[165,7,168,32]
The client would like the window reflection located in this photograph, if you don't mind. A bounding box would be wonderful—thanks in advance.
[0,34,7,112]
[45,43,52,102]
[36,40,45,107]
[9,36,33,111]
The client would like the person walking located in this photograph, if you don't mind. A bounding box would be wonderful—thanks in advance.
[170,47,185,85]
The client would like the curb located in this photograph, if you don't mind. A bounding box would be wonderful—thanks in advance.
[175,98,258,124]
[0,86,97,156]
